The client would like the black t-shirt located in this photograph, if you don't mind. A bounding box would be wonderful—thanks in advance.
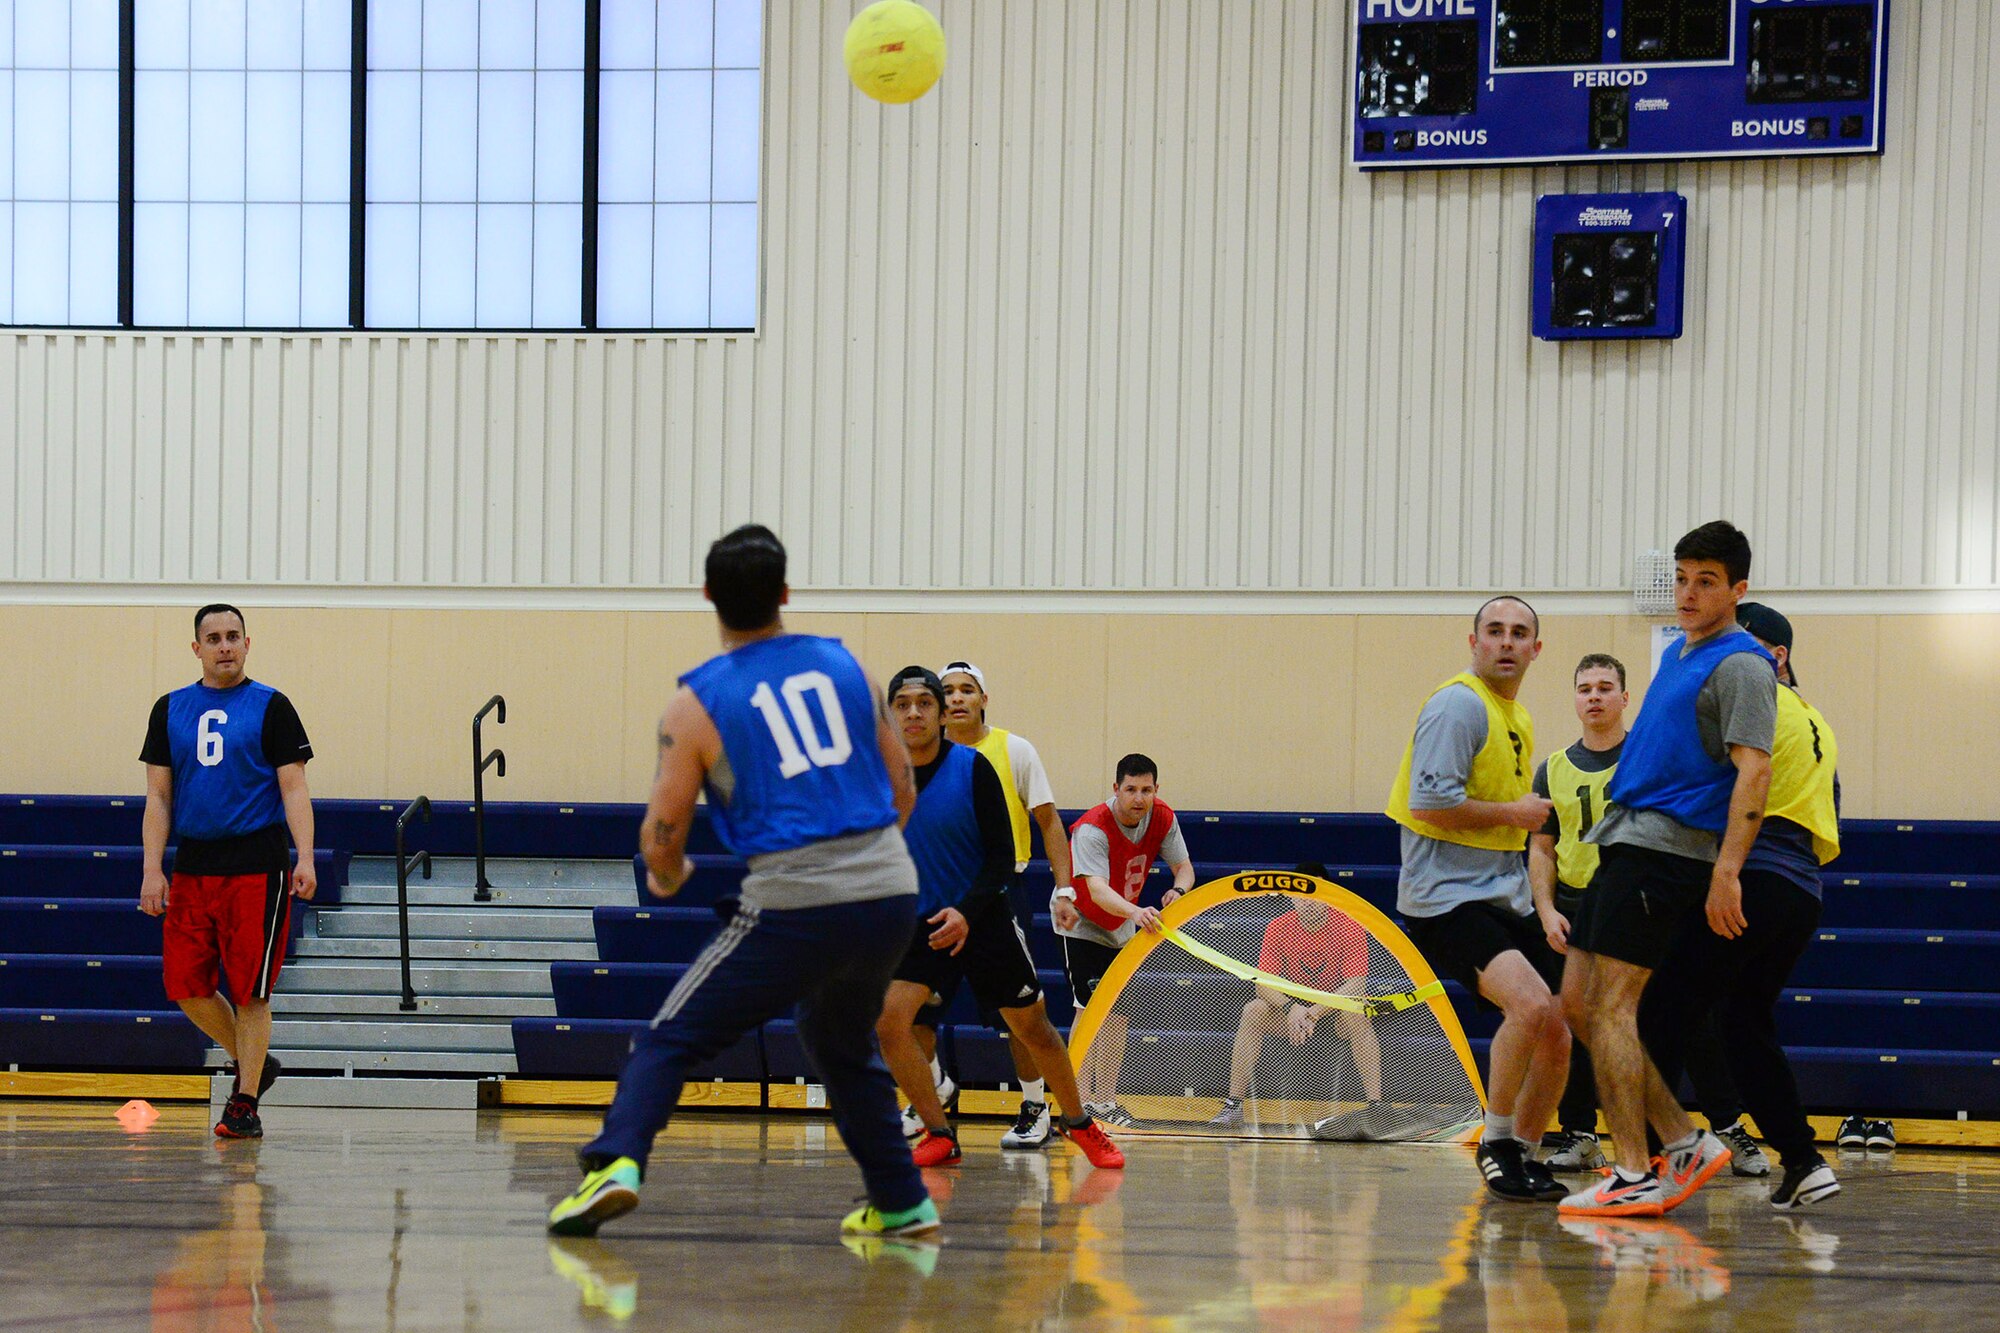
[141,686,312,875]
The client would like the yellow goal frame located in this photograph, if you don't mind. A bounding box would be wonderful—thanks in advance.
[1067,871,1487,1108]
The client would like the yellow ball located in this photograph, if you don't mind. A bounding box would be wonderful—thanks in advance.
[844,1,946,105]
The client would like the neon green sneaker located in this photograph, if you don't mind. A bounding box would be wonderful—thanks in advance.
[839,1196,941,1240]
[547,1238,640,1320]
[548,1156,641,1236]
[841,1234,942,1276]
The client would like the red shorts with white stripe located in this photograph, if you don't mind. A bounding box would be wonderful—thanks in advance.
[162,871,292,1005]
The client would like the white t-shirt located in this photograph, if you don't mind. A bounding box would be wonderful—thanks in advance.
[1001,732,1055,870]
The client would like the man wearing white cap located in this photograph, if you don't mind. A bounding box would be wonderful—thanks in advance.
[924,660,1074,1150]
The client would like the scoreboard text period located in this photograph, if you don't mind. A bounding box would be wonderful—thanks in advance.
[1352,0,1890,169]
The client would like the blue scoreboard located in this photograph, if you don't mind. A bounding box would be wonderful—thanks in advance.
[1351,0,1891,170]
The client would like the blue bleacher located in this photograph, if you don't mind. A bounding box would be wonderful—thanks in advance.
[0,1007,207,1068]
[0,846,347,904]
[0,956,171,1010]
[511,1016,763,1080]
[0,897,306,955]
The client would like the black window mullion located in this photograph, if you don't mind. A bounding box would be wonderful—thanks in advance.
[117,0,135,327]
[348,0,368,329]
[581,0,601,330]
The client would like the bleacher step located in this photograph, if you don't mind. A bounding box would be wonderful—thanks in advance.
[212,1048,516,1075]
[311,908,596,942]
[347,856,636,891]
[290,938,597,962]
[261,1019,518,1052]
[207,1073,480,1110]
[271,993,554,1018]
[333,884,631,909]
[280,960,554,996]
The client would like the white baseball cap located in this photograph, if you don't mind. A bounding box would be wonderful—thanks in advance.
[936,660,986,690]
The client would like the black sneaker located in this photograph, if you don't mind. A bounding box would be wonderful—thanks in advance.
[1475,1137,1542,1202]
[1865,1120,1896,1151]
[1835,1115,1868,1149]
[214,1092,262,1140]
[1515,1143,1570,1201]
[1770,1157,1841,1210]
[230,1054,283,1098]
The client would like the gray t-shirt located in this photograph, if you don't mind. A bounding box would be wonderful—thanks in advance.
[1397,684,1532,919]
[1058,809,1190,947]
[740,823,918,910]
[1588,641,1779,863]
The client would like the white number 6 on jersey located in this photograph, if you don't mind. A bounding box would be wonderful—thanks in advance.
[197,710,228,767]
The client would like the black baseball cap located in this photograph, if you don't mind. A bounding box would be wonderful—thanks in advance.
[886,665,945,708]
[1736,603,1796,682]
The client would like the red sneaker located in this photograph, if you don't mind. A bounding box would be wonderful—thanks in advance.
[911,1129,962,1167]
[1062,1117,1126,1169]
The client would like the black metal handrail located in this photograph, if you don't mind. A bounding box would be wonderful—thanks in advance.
[472,695,507,902]
[394,795,432,1012]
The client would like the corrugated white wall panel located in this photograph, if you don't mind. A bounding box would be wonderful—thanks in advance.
[1,0,1996,597]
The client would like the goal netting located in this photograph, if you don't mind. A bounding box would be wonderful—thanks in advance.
[1069,873,1485,1142]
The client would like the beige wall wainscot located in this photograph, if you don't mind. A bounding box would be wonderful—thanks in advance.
[6,605,1993,822]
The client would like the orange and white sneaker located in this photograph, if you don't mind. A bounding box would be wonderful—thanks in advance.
[1660,1130,1732,1212]
[910,1129,962,1168]
[1061,1117,1126,1169]
[1559,1169,1669,1218]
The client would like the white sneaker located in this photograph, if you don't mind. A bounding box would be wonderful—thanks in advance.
[901,1074,958,1140]
[999,1100,1053,1149]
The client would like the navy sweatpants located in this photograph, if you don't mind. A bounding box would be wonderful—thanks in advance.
[583,893,925,1214]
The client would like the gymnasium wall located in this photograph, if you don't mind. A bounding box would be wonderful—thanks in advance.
[5,604,1990,821]
[0,0,1996,599]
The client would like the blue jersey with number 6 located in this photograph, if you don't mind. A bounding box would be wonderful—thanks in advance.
[163,680,286,840]
[680,635,899,859]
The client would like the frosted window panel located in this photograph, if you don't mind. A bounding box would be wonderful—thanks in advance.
[367,0,421,68]
[15,73,70,199]
[714,0,761,68]
[601,0,655,70]
[187,203,247,324]
[69,202,118,323]
[245,73,305,202]
[0,4,12,67]
[247,1,304,68]
[303,0,351,70]
[474,202,531,326]
[243,203,303,326]
[189,72,248,201]
[535,70,583,202]
[420,70,478,201]
[653,71,711,203]
[133,72,191,200]
[73,0,120,66]
[651,203,708,327]
[532,202,580,326]
[0,73,10,192]
[300,202,348,323]
[364,202,419,324]
[477,71,535,201]
[418,203,475,325]
[711,70,758,201]
[655,0,713,69]
[538,0,584,68]
[597,71,654,204]
[135,0,191,68]
[366,72,420,200]
[302,73,349,201]
[132,202,190,323]
[423,0,479,68]
[70,71,121,201]
[0,207,11,319]
[190,0,246,68]
[12,204,68,322]
[595,203,652,326]
[480,0,536,68]
[709,203,755,327]
[16,5,71,67]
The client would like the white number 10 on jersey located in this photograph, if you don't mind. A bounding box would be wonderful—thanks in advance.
[749,672,854,778]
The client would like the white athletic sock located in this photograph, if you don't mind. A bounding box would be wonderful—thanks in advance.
[929,1056,944,1086]
[1482,1112,1515,1144]
[1020,1078,1045,1104]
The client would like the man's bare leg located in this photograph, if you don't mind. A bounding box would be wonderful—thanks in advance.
[177,994,240,1063]
[1332,980,1386,1103]
[1475,952,1564,1129]
[1227,998,1286,1099]
[877,982,949,1134]
[232,999,272,1097]
[1575,953,1668,1174]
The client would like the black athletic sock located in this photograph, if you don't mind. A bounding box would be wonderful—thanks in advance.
[1063,1114,1091,1130]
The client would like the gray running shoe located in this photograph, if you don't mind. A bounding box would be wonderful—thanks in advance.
[1717,1121,1772,1177]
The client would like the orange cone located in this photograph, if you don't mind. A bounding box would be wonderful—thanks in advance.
[115,1098,160,1130]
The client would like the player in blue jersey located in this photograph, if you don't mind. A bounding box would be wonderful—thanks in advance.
[139,604,316,1140]
[548,525,935,1242]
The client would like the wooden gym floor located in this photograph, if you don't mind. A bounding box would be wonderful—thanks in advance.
[1,1099,1996,1331]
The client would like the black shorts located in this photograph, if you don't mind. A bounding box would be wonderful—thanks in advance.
[1569,841,1711,970]
[1402,900,1563,1011]
[894,896,1044,1014]
[1061,935,1123,1010]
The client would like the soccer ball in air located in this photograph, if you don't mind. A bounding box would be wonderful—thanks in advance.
[844,1,947,104]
